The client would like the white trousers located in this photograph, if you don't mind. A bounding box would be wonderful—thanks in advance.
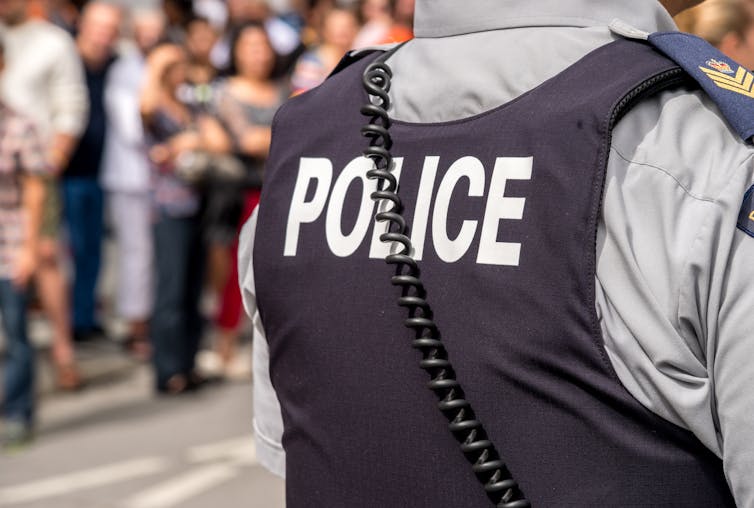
[108,191,154,320]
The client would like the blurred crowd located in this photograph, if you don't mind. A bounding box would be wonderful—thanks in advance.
[0,0,414,448]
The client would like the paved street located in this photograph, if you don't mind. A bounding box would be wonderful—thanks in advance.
[0,362,285,508]
[0,206,285,507]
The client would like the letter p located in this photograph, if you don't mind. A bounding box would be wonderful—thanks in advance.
[284,158,333,256]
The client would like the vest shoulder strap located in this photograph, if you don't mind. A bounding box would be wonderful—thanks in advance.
[329,33,753,142]
[327,47,388,79]
[648,31,754,143]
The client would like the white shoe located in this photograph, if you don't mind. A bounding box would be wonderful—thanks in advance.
[195,350,224,378]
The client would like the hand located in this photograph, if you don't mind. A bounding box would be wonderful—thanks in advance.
[12,246,37,289]
[46,149,66,176]
[168,131,201,155]
[239,126,272,158]
[149,144,172,165]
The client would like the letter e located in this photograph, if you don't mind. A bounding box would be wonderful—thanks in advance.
[477,157,532,266]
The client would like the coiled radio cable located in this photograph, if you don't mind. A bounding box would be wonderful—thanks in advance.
[360,48,531,508]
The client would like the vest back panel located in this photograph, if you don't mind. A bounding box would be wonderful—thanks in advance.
[253,39,734,507]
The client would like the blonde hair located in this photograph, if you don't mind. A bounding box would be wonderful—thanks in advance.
[676,0,754,46]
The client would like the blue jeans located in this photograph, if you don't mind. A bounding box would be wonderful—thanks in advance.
[0,279,32,424]
[152,213,204,390]
[62,177,104,332]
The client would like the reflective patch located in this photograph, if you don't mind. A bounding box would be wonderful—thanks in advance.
[737,185,754,238]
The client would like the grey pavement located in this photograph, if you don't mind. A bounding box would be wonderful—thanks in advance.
[0,217,286,508]
[0,361,286,508]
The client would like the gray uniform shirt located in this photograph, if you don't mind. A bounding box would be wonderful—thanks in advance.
[239,1,754,505]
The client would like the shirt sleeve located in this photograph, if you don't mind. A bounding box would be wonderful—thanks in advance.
[47,32,89,137]
[104,58,145,149]
[238,208,287,478]
[599,89,754,507]
[680,160,754,507]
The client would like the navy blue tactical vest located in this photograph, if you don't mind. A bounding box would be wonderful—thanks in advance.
[253,39,736,507]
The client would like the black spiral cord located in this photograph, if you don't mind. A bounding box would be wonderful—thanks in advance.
[360,49,531,508]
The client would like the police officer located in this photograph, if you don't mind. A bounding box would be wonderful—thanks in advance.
[240,0,754,506]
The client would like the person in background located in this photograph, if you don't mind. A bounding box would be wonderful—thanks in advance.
[205,21,288,378]
[296,0,335,47]
[185,15,219,86]
[353,0,411,48]
[392,0,413,34]
[291,5,359,94]
[62,1,122,343]
[140,43,230,394]
[0,0,88,391]
[101,6,166,361]
[181,15,224,317]
[0,39,50,450]
[675,0,754,70]
[211,0,302,76]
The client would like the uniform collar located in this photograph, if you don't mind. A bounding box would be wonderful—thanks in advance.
[413,0,678,38]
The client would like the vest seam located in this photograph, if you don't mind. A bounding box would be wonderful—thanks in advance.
[587,108,622,384]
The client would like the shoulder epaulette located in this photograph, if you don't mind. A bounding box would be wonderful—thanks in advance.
[648,31,754,142]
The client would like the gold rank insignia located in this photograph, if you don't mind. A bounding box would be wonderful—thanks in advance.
[700,60,754,99]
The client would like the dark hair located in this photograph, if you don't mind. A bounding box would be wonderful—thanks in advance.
[227,21,277,77]
[163,0,194,27]
[308,0,334,9]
